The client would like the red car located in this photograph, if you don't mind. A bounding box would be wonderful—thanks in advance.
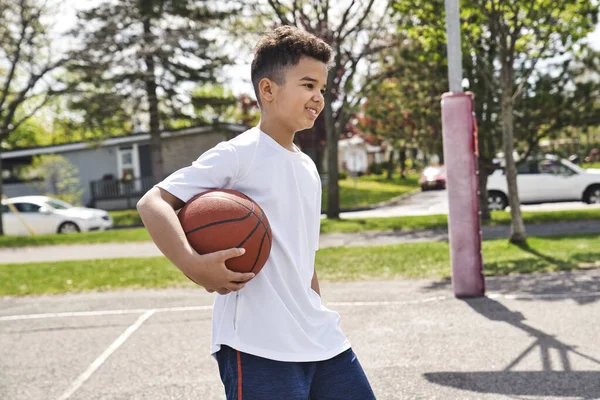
[420,166,446,191]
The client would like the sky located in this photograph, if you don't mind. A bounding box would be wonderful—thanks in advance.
[49,0,600,99]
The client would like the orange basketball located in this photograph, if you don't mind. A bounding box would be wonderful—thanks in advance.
[178,189,272,274]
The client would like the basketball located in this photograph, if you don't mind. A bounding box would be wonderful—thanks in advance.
[178,189,272,275]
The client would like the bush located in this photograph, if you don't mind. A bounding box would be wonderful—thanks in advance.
[368,162,385,175]
[338,171,348,180]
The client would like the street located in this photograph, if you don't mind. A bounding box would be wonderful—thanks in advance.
[341,188,600,219]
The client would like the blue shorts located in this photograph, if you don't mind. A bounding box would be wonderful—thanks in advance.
[216,345,376,399]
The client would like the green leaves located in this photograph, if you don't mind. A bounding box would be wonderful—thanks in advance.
[66,0,232,132]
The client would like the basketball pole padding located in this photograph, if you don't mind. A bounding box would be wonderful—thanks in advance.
[441,92,485,298]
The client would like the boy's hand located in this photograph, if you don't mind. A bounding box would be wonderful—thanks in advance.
[181,248,255,293]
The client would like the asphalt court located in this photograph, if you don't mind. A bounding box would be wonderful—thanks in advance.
[2,274,600,400]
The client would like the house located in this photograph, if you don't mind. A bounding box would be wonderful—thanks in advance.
[1,124,246,210]
[337,135,390,174]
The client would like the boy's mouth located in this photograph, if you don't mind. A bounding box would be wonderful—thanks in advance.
[305,107,319,119]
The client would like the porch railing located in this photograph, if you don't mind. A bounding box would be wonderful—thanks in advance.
[90,176,155,208]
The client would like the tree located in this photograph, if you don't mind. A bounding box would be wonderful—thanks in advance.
[25,155,84,205]
[0,0,66,235]
[515,48,600,157]
[475,0,598,243]
[68,0,233,185]
[3,117,51,149]
[393,0,598,240]
[360,34,448,177]
[247,0,392,218]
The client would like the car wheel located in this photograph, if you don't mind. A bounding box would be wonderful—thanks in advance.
[584,185,600,204]
[58,221,80,234]
[488,191,508,211]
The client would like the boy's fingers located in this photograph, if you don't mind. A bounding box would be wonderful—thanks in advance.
[218,247,246,261]
[229,272,255,282]
[226,282,246,292]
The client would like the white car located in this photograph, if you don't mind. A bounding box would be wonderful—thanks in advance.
[487,157,600,210]
[0,196,113,236]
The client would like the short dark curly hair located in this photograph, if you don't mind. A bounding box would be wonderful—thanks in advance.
[251,26,333,105]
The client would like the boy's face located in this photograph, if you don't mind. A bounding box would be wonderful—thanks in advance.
[268,57,328,132]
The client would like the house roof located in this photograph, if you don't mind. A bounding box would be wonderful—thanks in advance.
[1,124,246,160]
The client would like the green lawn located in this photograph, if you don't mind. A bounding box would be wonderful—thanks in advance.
[583,162,600,169]
[319,208,600,233]
[2,234,598,296]
[0,228,151,248]
[108,173,422,227]
[323,173,420,210]
[1,208,599,248]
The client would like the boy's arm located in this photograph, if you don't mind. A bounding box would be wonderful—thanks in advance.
[137,187,255,293]
[311,268,321,296]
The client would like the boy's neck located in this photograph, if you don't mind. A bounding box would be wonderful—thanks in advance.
[258,118,298,152]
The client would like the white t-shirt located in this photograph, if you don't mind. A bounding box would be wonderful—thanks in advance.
[156,127,351,362]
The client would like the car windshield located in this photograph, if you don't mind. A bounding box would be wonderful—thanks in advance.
[560,159,584,174]
[45,199,74,210]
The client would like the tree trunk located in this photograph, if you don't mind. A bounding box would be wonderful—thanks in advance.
[399,147,407,178]
[325,70,339,218]
[501,68,526,244]
[477,159,491,222]
[386,150,395,180]
[0,154,4,236]
[143,18,163,185]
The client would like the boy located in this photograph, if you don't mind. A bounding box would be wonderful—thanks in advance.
[137,26,375,399]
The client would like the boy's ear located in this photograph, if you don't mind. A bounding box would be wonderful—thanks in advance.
[258,78,276,103]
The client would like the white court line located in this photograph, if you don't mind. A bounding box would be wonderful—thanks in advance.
[487,291,600,300]
[328,296,450,307]
[1,291,600,322]
[0,305,213,322]
[56,310,155,400]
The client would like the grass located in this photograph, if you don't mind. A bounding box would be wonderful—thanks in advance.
[323,173,420,210]
[2,234,599,296]
[315,234,600,281]
[319,208,600,234]
[0,228,151,248]
[1,208,598,248]
[106,173,422,227]
[583,162,600,169]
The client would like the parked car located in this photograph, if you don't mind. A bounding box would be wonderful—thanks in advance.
[487,156,600,210]
[420,165,446,191]
[0,196,113,236]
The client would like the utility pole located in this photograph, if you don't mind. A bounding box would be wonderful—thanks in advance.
[441,0,485,297]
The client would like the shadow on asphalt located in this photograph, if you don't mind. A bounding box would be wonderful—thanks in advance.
[421,248,600,306]
[423,297,600,398]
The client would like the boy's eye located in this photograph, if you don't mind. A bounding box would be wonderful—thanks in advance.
[320,89,326,95]
[305,83,314,89]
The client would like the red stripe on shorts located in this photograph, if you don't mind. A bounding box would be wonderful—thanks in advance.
[237,350,243,400]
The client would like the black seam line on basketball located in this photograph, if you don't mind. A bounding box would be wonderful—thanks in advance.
[250,229,269,272]
[184,209,253,235]
[183,196,254,235]
[236,209,265,249]
[203,193,269,232]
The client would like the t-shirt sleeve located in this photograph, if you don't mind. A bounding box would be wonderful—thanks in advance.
[155,141,238,203]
